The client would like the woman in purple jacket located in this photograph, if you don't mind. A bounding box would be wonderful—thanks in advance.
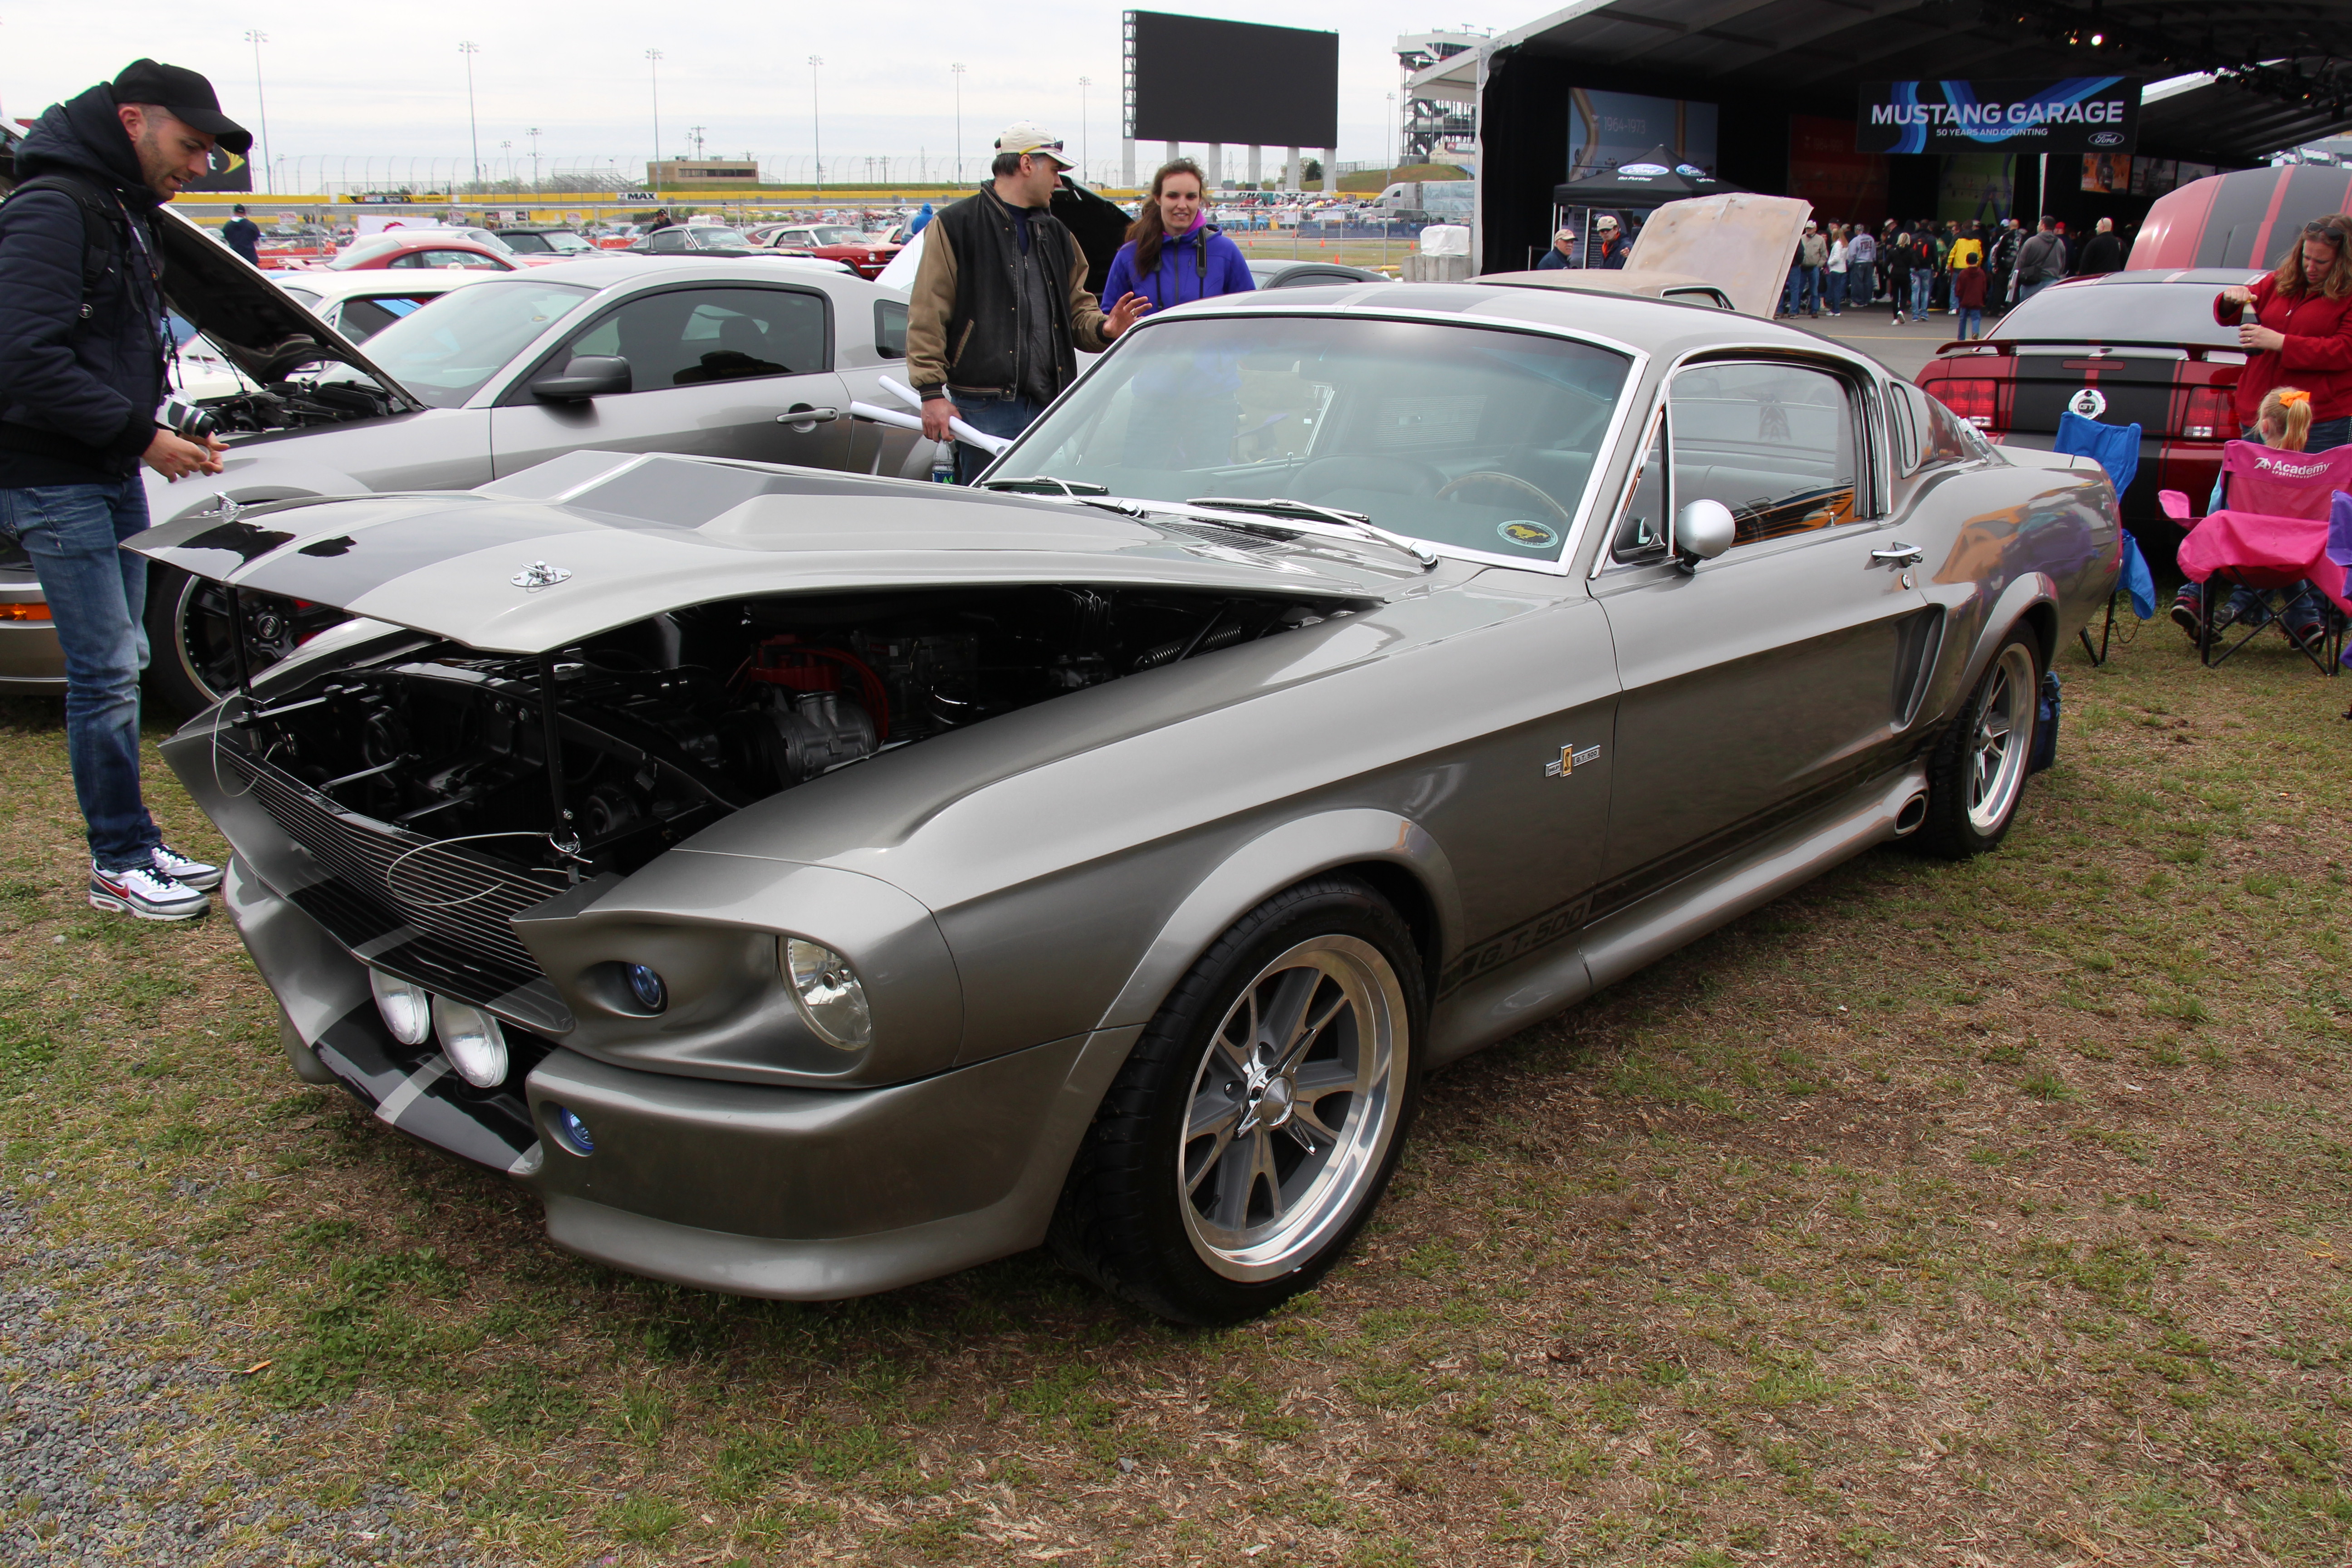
[1102,159,1255,311]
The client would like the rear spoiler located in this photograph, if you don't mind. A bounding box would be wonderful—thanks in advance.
[1927,338,2245,363]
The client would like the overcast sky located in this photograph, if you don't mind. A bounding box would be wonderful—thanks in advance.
[2,3,1510,187]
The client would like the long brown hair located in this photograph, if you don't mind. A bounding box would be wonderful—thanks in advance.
[2274,214,2352,299]
[1125,158,1205,274]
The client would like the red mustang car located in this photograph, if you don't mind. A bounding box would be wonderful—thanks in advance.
[318,231,522,273]
[1915,267,2262,556]
[745,221,900,279]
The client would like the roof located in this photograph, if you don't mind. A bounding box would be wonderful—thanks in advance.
[1422,0,2352,164]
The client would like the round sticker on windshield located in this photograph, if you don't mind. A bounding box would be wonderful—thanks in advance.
[1498,519,1558,549]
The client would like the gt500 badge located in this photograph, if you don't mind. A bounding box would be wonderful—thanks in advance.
[1545,743,1602,778]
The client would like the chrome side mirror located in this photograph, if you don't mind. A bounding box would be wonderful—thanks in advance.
[1672,499,1736,567]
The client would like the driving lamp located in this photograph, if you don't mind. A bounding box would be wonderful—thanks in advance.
[623,963,667,1013]
[784,937,872,1050]
[369,969,432,1046]
[431,996,510,1088]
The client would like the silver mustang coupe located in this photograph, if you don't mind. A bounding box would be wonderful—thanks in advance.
[137,281,2118,1324]
[0,211,923,713]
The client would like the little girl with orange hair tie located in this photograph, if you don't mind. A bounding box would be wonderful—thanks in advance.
[2169,384,2337,649]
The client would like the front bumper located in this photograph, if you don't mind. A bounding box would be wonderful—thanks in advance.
[228,858,1138,1301]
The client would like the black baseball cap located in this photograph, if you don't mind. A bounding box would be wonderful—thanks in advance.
[111,59,253,155]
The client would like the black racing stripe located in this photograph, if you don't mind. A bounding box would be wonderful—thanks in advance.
[2271,165,2352,261]
[234,507,621,605]
[2195,168,2284,269]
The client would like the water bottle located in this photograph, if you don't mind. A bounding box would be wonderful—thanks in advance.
[929,441,955,485]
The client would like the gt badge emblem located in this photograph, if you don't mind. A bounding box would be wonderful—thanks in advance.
[1544,743,1602,778]
[2067,387,2107,420]
[511,560,572,590]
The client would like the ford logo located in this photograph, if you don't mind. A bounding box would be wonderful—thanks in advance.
[2089,131,2125,147]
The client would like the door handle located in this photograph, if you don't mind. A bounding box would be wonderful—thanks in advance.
[1870,542,1925,566]
[777,405,841,428]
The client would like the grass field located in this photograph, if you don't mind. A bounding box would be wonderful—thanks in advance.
[1,605,2348,1565]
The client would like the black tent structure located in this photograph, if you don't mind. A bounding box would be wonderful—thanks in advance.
[1423,0,2352,274]
[1550,147,1748,265]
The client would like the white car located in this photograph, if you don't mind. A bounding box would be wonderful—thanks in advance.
[273,268,498,344]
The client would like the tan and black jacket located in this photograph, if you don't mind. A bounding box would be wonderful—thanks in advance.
[905,185,1112,402]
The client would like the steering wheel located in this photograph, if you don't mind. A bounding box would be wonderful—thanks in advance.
[1433,471,1573,527]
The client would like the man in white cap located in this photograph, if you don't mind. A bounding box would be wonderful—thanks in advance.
[1592,213,1628,270]
[907,120,1149,481]
[1534,225,1579,270]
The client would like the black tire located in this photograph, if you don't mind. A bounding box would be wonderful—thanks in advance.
[1914,628,2041,861]
[141,564,342,719]
[1050,876,1425,1325]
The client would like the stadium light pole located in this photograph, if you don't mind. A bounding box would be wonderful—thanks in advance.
[951,63,966,185]
[1078,76,1091,181]
[527,127,542,189]
[243,31,273,196]
[646,49,664,181]
[808,56,824,199]
[458,43,482,194]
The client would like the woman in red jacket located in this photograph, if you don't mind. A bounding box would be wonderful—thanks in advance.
[2217,215,2352,450]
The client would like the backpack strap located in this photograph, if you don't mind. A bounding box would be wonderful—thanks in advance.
[0,173,123,318]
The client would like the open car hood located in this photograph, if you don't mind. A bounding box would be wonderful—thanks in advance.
[123,451,1396,656]
[1619,193,1813,317]
[157,208,425,411]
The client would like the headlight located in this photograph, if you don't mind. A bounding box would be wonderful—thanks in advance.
[370,969,432,1046]
[431,996,510,1087]
[784,937,872,1050]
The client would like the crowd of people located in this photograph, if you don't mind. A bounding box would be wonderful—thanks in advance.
[1775,213,2128,328]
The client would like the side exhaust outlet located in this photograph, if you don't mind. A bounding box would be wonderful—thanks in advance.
[1892,793,1929,837]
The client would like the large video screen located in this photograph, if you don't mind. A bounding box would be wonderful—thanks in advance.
[1129,11,1338,150]
[1566,89,1718,181]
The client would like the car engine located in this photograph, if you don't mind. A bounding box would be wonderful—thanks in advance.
[220,584,1335,880]
[196,377,404,436]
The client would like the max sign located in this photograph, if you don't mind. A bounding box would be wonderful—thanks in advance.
[1856,77,2140,155]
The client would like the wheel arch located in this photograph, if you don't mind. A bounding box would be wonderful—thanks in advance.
[1093,809,1460,1039]
[1948,573,2060,711]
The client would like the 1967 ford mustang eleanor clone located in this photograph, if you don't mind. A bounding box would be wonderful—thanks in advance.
[139,281,2118,1323]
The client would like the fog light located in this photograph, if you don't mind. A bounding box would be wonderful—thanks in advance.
[784,937,872,1050]
[548,1104,595,1155]
[624,963,667,1012]
[431,996,509,1088]
[370,969,432,1046]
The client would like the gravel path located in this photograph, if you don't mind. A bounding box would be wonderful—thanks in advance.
[0,1190,472,1568]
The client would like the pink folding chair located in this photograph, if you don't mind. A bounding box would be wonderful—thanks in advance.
[2157,439,2352,672]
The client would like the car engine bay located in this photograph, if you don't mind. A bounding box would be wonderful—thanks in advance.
[221,584,1338,880]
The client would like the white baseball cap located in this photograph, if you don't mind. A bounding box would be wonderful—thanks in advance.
[995,121,1074,169]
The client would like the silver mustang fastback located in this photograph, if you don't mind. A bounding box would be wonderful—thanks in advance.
[137,282,2118,1323]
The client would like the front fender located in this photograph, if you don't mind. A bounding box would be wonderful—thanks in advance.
[141,459,365,531]
[1089,808,1460,1039]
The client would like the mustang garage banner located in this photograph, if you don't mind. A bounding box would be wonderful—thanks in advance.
[1856,78,2141,156]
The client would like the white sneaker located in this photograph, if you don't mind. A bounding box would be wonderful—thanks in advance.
[151,844,223,892]
[89,862,209,921]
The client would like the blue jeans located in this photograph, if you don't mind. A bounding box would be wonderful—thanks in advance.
[1910,272,1933,318]
[1957,306,1983,338]
[0,479,162,870]
[950,394,1047,485]
[2019,277,2054,304]
[1824,271,1846,311]
[1797,265,1822,314]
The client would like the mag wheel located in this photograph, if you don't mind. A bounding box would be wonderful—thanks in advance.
[1052,877,1423,1324]
[1916,630,2039,860]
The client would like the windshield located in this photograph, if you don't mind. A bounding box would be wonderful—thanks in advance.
[336,278,591,407]
[808,226,860,246]
[1998,281,2239,347]
[328,235,406,269]
[994,315,1634,563]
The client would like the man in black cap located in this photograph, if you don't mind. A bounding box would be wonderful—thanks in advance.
[221,202,262,266]
[0,61,251,920]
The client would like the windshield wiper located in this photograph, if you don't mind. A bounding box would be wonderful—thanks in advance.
[981,475,1109,496]
[1181,496,1439,570]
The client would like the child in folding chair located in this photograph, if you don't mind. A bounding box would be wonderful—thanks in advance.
[2170,386,2339,652]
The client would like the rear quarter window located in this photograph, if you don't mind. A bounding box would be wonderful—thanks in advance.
[1998,281,2236,346]
[874,300,907,359]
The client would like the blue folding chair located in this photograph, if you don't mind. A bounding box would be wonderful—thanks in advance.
[2055,411,2156,665]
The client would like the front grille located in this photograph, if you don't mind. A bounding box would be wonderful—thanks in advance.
[230,752,574,1030]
